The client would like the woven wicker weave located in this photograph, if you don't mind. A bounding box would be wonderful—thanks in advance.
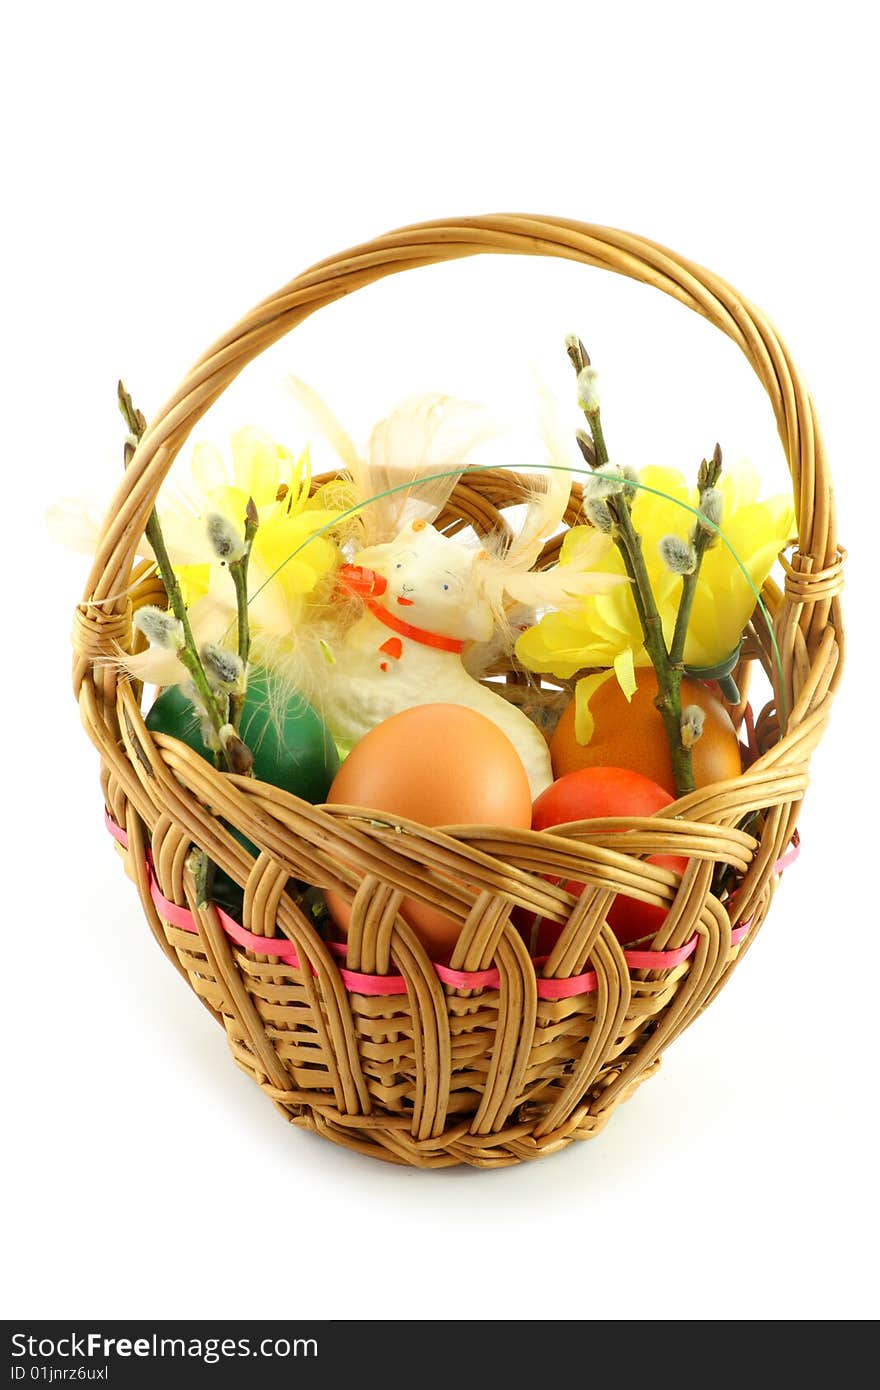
[73,215,844,1168]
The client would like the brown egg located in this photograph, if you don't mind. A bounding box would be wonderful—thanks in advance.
[325,703,532,958]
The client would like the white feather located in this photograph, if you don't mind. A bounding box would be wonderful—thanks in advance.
[288,378,496,544]
[503,467,572,572]
[48,494,216,569]
[362,396,494,542]
[46,497,110,554]
[119,594,232,686]
[286,376,362,475]
[477,530,624,610]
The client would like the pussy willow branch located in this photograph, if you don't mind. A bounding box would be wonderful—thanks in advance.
[228,497,259,733]
[118,381,235,772]
[567,341,695,796]
[186,846,217,912]
[670,444,722,666]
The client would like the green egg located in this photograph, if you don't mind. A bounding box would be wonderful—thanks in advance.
[146,669,339,920]
[145,667,339,802]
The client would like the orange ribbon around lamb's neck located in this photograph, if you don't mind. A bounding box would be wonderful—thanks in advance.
[365,597,466,654]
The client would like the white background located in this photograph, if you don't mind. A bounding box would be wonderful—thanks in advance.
[3,0,877,1323]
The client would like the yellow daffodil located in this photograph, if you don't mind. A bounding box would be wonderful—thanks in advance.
[515,461,795,740]
[171,427,341,617]
[121,427,346,685]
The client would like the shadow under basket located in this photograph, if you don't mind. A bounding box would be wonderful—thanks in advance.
[73,215,844,1168]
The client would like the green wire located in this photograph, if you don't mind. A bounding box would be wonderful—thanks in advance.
[243,461,790,732]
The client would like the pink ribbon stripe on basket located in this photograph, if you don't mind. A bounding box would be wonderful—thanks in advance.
[105,813,799,1001]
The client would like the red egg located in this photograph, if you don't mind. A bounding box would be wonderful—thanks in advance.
[325,704,532,958]
[524,766,688,953]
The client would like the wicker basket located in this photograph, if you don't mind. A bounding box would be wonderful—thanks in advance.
[73,215,844,1168]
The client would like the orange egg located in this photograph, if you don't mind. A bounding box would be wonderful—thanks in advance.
[325,704,532,958]
[550,670,742,796]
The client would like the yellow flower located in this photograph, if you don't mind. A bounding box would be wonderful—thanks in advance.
[167,427,343,637]
[515,461,795,737]
[120,428,346,686]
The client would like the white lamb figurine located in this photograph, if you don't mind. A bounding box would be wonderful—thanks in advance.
[286,380,625,796]
[329,516,618,798]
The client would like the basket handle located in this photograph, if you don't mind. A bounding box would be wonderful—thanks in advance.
[82,213,841,657]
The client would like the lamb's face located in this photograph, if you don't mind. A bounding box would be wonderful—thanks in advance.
[354,521,494,643]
